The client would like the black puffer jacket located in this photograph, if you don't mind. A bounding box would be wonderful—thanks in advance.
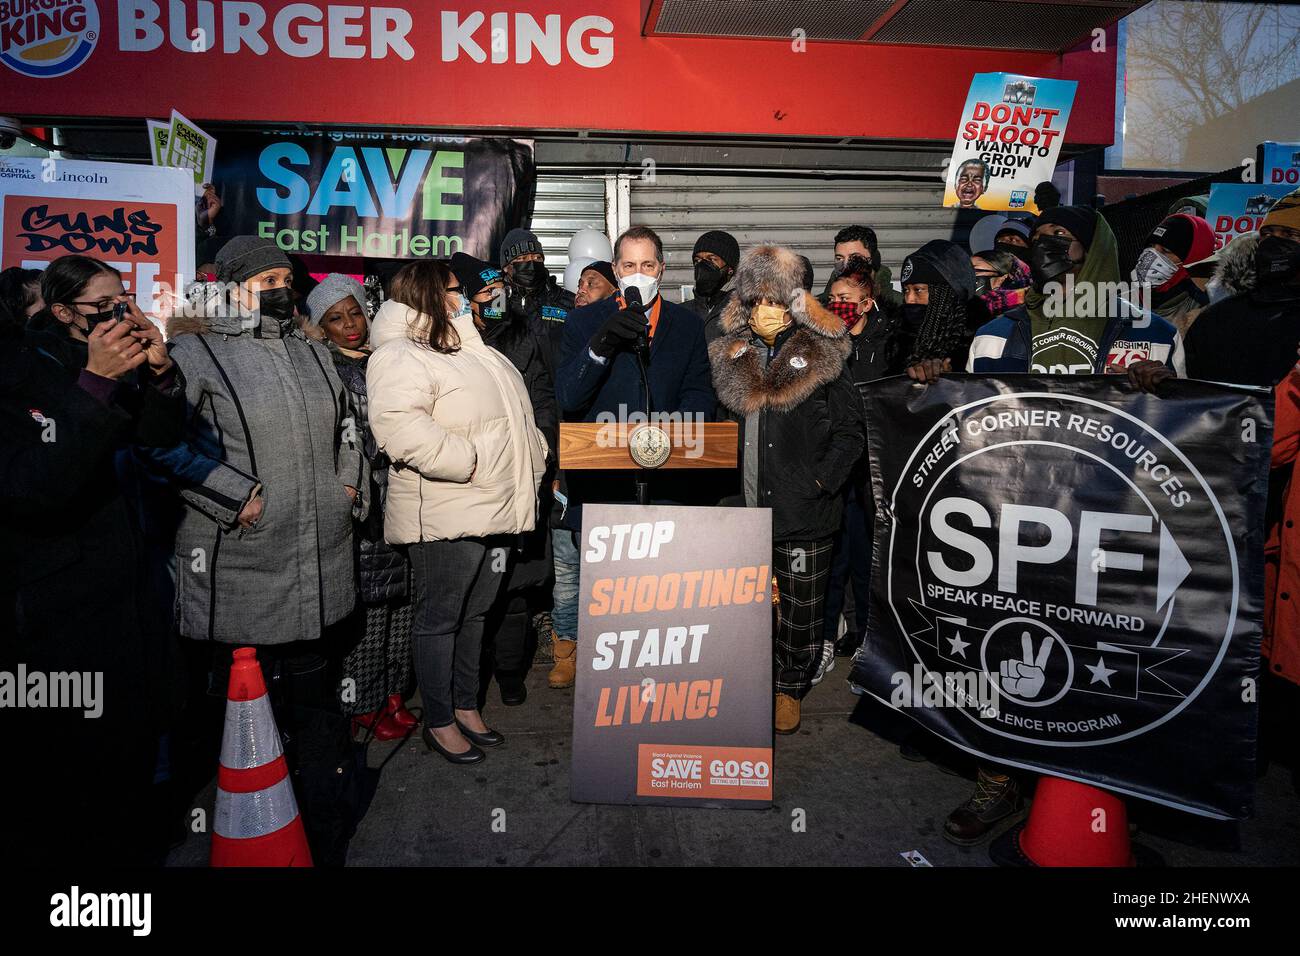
[843,303,904,496]
[709,246,866,543]
[330,346,406,604]
[518,276,574,382]
[481,315,559,592]
[846,302,905,385]
[1184,284,1300,387]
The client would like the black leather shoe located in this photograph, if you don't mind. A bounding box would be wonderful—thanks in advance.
[422,725,485,764]
[497,671,527,707]
[834,633,862,657]
[455,719,505,748]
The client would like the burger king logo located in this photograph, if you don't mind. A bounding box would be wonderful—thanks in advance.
[1,0,99,78]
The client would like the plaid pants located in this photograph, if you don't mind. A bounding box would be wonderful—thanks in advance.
[774,538,834,699]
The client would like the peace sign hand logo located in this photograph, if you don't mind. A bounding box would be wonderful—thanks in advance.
[998,631,1053,699]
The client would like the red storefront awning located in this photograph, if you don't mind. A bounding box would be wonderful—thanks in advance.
[0,1,1127,145]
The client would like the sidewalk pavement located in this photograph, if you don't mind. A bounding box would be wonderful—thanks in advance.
[168,661,1300,867]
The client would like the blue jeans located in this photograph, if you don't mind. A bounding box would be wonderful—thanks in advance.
[551,526,580,641]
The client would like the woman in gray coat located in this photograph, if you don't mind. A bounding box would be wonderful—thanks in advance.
[150,237,365,650]
[143,239,366,841]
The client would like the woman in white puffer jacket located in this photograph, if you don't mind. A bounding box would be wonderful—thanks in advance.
[367,261,547,764]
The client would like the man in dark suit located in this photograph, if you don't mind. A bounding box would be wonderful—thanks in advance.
[550,225,716,685]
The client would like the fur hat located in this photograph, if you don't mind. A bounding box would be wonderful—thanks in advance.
[710,244,849,416]
[723,243,843,339]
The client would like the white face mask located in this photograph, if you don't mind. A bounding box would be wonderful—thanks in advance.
[1134,247,1180,287]
[451,291,471,318]
[617,270,660,305]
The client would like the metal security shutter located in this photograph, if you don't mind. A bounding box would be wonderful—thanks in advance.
[529,174,609,279]
[629,174,959,302]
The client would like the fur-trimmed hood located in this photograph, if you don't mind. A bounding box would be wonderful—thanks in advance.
[1208,231,1260,301]
[709,244,849,416]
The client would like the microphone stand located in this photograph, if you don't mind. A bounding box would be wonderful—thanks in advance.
[624,295,654,506]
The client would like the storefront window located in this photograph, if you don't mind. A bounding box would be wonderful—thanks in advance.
[1109,0,1300,172]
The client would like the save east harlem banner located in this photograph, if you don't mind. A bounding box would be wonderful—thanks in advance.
[849,376,1272,820]
[216,131,535,261]
[945,72,1076,215]
[0,157,195,313]
[571,505,774,808]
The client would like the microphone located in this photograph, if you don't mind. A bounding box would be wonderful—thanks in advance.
[623,286,651,365]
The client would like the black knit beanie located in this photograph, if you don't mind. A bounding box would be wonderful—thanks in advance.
[499,228,543,266]
[900,253,947,289]
[580,260,618,289]
[1035,205,1097,249]
[450,252,503,297]
[692,230,741,271]
[1143,216,1195,261]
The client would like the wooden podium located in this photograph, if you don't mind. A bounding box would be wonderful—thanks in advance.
[559,420,739,504]
[559,421,737,470]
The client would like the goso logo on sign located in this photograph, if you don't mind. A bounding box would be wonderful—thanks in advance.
[1,0,99,78]
[886,393,1237,748]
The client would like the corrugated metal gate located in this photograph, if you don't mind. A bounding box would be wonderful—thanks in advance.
[530,175,610,277]
[630,174,960,302]
[530,171,961,300]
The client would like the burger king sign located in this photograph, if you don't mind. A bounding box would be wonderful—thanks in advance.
[1,0,99,78]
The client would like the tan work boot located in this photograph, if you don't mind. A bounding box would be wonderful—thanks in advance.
[775,693,801,734]
[548,638,577,688]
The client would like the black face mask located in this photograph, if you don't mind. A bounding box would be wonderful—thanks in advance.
[69,304,120,336]
[258,286,296,323]
[1028,234,1078,290]
[900,302,927,334]
[509,260,548,292]
[973,276,993,298]
[1254,235,1300,286]
[994,241,1027,259]
[693,260,728,298]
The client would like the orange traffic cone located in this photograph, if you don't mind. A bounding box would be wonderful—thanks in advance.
[990,776,1160,867]
[210,647,313,867]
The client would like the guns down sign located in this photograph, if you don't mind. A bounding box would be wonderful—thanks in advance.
[850,376,1271,819]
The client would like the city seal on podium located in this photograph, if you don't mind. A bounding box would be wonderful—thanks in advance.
[628,423,672,469]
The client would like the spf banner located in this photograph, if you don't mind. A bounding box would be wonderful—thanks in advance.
[945,72,1076,214]
[849,376,1271,819]
[571,505,774,808]
[0,157,194,314]
[216,131,535,261]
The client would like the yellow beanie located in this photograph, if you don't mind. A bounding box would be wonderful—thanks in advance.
[1262,187,1300,232]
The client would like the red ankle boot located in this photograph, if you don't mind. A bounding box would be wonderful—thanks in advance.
[386,693,419,730]
[353,706,407,741]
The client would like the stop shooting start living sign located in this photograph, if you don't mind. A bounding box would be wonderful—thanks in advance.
[570,505,774,808]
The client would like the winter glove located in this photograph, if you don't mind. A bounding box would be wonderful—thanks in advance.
[589,310,646,359]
